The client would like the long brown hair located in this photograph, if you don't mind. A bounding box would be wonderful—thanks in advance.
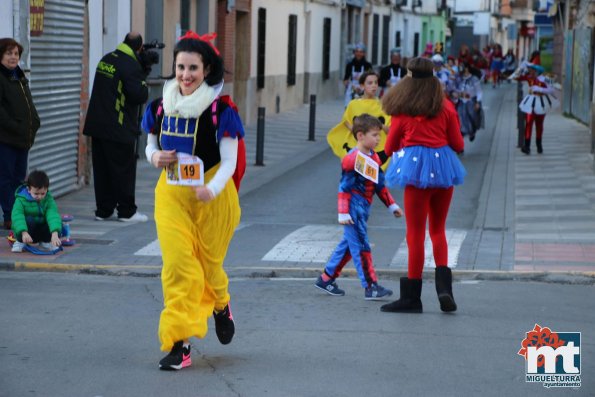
[381,57,444,118]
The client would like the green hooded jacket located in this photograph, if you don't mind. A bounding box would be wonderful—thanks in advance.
[11,185,62,239]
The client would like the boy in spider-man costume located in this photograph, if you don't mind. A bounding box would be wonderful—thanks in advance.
[315,114,403,300]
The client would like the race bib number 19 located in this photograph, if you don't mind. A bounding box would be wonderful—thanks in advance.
[166,153,204,186]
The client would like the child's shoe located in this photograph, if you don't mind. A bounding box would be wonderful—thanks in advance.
[315,275,345,296]
[11,241,25,253]
[213,304,235,345]
[39,242,53,250]
[159,341,191,370]
[365,283,393,300]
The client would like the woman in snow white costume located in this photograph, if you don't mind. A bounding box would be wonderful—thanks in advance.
[379,57,466,314]
[142,31,245,370]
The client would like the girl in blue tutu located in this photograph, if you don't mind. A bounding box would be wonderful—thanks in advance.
[379,57,466,314]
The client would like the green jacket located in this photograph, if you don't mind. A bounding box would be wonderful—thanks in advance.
[11,185,62,239]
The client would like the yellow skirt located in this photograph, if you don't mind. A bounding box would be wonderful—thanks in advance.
[155,165,241,351]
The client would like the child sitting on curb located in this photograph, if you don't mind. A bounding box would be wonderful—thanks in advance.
[316,114,403,300]
[11,170,62,252]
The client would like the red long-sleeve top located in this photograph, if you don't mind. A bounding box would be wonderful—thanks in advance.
[384,100,465,156]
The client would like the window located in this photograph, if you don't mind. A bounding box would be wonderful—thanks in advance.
[382,15,390,65]
[395,31,401,48]
[372,14,379,65]
[322,18,331,80]
[287,15,297,86]
[257,8,266,89]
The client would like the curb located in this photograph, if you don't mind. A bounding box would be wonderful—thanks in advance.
[1,261,594,285]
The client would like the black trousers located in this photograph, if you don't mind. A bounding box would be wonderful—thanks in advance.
[17,221,52,243]
[91,137,137,218]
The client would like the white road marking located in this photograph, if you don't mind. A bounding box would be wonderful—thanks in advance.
[390,229,467,268]
[134,223,251,256]
[262,225,343,263]
[135,239,162,256]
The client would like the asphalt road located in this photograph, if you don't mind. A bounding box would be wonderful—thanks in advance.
[1,271,593,397]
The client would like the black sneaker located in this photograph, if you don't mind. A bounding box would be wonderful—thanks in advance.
[213,304,235,345]
[159,341,191,370]
[315,275,345,296]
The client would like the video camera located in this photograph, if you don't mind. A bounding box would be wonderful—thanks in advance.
[139,40,166,75]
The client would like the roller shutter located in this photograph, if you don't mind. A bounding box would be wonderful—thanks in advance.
[29,0,85,197]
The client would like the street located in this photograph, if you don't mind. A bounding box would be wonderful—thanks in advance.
[0,271,593,397]
[1,84,595,397]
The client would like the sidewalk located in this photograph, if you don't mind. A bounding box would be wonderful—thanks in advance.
[1,90,595,280]
[0,99,345,270]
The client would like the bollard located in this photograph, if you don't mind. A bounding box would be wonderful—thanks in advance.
[256,107,265,166]
[308,94,316,141]
[517,81,525,148]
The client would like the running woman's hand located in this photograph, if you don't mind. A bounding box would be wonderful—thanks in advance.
[194,186,215,202]
[151,150,177,168]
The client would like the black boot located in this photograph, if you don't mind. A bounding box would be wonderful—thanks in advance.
[536,138,543,154]
[521,138,530,155]
[435,267,457,312]
[380,278,423,313]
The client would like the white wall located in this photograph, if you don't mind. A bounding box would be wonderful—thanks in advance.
[0,1,14,38]
[88,0,131,89]
[303,1,341,74]
[455,0,490,12]
[251,0,300,77]
[103,0,131,54]
[89,0,103,89]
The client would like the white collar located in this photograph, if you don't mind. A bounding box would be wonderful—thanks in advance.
[162,80,223,118]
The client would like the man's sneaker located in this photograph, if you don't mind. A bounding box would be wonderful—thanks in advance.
[365,283,393,300]
[213,304,235,345]
[159,341,191,370]
[95,215,113,221]
[11,241,25,253]
[118,212,148,222]
[315,275,345,296]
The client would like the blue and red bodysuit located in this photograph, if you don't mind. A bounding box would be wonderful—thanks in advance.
[324,149,399,288]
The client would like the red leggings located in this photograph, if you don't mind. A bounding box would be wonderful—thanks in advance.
[404,186,454,280]
[524,113,545,141]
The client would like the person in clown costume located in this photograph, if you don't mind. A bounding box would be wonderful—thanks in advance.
[514,62,559,154]
[327,71,391,170]
[142,31,245,370]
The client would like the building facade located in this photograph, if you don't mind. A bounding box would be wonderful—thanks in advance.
[6,0,451,194]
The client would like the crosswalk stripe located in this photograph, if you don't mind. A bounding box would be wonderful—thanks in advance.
[134,223,251,256]
[390,229,467,268]
[262,225,343,263]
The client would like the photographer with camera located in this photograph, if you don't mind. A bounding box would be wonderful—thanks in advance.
[83,32,150,222]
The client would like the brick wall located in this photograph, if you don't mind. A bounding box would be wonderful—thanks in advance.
[217,0,236,82]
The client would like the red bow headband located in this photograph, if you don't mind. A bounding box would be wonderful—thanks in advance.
[178,30,220,55]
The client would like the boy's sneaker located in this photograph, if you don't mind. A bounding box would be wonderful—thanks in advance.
[213,304,235,345]
[315,275,345,296]
[159,341,191,370]
[39,242,53,250]
[11,241,25,253]
[365,283,393,300]
[118,212,148,222]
